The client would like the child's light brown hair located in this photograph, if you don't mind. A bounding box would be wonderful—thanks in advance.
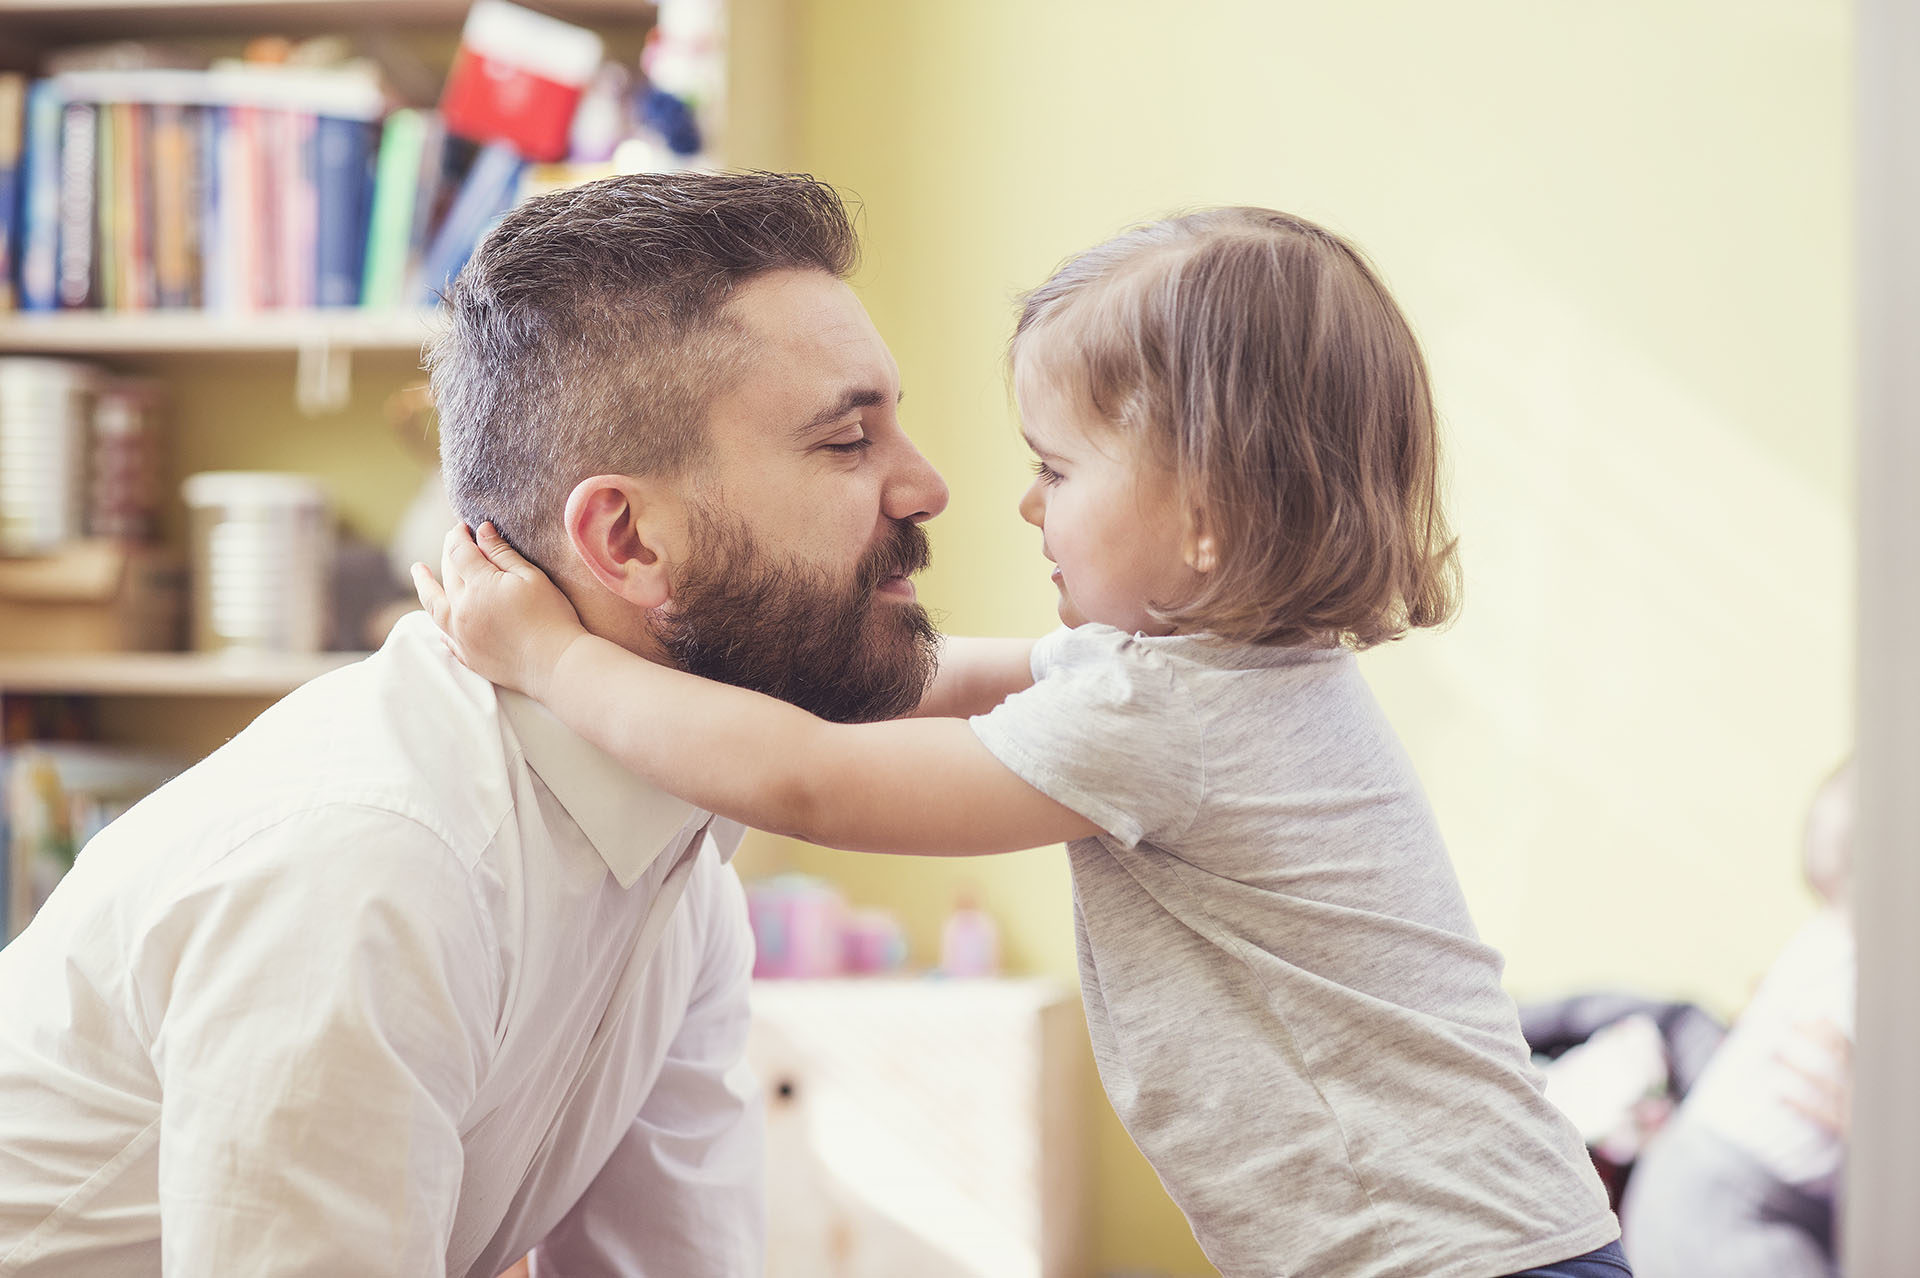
[1012,207,1460,649]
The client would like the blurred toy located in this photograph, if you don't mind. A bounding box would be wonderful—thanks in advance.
[440,0,604,162]
[842,908,908,975]
[566,62,632,163]
[747,873,848,979]
[939,894,1000,978]
[638,88,701,160]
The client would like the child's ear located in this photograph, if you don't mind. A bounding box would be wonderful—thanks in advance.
[562,474,681,610]
[1183,510,1219,574]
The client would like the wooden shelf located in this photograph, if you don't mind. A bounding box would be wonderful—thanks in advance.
[2,0,654,39]
[0,310,440,357]
[0,650,366,696]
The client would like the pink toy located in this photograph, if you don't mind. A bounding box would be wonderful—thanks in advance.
[747,874,847,979]
[842,909,908,975]
[938,895,1000,978]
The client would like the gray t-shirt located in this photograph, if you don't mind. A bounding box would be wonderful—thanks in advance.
[971,624,1617,1277]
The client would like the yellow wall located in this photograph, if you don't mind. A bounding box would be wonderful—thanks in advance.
[730,2,1856,1272]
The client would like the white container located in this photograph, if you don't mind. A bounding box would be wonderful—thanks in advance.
[0,358,99,556]
[181,471,332,653]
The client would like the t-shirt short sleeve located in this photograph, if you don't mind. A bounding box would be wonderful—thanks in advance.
[968,624,1204,848]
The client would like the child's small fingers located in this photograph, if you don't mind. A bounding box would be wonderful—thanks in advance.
[476,522,539,580]
[443,525,491,579]
[411,563,448,620]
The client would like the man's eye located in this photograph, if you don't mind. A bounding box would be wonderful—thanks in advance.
[824,437,873,454]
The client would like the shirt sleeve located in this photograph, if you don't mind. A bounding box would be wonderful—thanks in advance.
[133,805,498,1278]
[531,848,764,1278]
[968,624,1205,848]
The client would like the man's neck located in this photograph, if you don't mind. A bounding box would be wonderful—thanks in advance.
[566,580,678,669]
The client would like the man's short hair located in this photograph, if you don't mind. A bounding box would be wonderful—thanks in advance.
[428,171,860,570]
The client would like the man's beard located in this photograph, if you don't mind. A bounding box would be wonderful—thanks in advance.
[651,508,940,724]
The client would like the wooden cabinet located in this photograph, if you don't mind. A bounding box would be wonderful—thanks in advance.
[751,978,1090,1278]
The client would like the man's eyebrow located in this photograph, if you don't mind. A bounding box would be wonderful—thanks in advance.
[790,387,905,440]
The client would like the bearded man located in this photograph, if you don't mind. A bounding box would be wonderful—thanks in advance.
[0,172,950,1277]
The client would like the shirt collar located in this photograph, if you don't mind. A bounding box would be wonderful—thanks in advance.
[497,688,722,888]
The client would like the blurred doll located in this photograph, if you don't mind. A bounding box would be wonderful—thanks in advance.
[1621,763,1856,1278]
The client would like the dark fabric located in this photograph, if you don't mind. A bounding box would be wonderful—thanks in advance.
[1620,1113,1837,1278]
[1503,1239,1634,1277]
[1519,992,1727,1101]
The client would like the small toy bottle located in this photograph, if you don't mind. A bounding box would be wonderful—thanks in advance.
[939,894,1000,978]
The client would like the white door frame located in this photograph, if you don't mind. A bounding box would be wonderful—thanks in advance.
[1847,0,1920,1266]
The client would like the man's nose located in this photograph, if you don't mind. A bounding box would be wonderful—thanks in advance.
[882,438,950,525]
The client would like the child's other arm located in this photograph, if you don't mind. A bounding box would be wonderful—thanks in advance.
[416,525,1100,856]
[913,637,1037,718]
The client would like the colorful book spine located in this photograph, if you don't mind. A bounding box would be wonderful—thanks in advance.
[415,140,524,306]
[359,108,427,310]
[55,100,96,310]
[17,82,62,312]
[149,101,197,309]
[197,105,223,310]
[315,115,373,307]
[246,105,275,310]
[121,102,154,312]
[279,111,316,310]
[0,75,25,312]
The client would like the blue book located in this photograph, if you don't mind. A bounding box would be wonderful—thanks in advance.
[0,75,23,310]
[16,80,61,312]
[314,115,373,308]
[413,141,522,307]
[198,106,223,311]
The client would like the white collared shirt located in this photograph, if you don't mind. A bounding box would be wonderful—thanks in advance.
[0,613,764,1278]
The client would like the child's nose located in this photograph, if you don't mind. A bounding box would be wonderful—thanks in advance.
[1017,480,1046,527]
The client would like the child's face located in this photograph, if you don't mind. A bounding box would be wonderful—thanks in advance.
[1014,355,1201,634]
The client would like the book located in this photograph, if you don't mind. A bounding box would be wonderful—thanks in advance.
[149,101,198,308]
[315,115,374,307]
[51,66,384,313]
[272,110,316,310]
[359,108,428,310]
[0,75,25,312]
[2,742,181,942]
[95,102,116,309]
[196,104,222,309]
[414,140,524,306]
[118,100,153,311]
[56,99,96,309]
[17,81,62,312]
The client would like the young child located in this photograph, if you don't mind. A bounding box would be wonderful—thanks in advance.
[416,208,1627,1277]
[1621,762,1855,1278]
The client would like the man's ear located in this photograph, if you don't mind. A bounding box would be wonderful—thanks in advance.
[563,474,682,610]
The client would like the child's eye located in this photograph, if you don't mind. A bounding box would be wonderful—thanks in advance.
[824,436,873,455]
[1030,459,1062,485]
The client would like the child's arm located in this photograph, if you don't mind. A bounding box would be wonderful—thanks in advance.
[413,525,1100,856]
[913,636,1037,718]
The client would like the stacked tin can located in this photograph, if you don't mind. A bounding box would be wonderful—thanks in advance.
[0,358,98,556]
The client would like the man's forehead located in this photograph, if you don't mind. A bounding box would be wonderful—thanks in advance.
[727,273,898,388]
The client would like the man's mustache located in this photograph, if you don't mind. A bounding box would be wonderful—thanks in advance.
[855,520,932,595]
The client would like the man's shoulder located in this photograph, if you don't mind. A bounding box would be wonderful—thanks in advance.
[149,621,520,863]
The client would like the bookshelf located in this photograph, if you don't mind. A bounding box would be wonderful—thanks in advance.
[0,1,729,696]
[0,309,440,355]
[0,650,363,696]
[1,0,653,41]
